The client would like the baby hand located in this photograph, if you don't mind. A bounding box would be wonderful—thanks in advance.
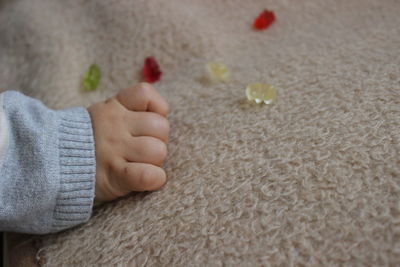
[88,83,170,202]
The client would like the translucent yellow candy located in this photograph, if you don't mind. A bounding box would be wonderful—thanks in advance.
[206,62,230,82]
[246,83,277,104]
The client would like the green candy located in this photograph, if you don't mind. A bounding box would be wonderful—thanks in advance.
[82,64,101,91]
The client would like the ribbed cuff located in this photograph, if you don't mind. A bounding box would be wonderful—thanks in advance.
[52,107,96,232]
[0,94,8,167]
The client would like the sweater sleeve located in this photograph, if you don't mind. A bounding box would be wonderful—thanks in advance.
[0,91,96,234]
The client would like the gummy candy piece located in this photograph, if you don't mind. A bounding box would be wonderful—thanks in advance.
[142,57,162,83]
[206,62,230,82]
[246,83,277,104]
[253,9,276,30]
[82,64,101,91]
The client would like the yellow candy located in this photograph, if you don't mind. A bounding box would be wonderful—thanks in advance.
[246,83,277,104]
[206,62,230,82]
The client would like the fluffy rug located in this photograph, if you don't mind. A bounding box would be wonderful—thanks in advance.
[1,0,400,265]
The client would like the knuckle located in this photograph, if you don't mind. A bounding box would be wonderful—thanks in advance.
[147,138,167,159]
[156,141,168,159]
[137,82,154,97]
[140,167,166,189]
[150,113,170,134]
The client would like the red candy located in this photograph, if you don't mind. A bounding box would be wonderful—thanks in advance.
[142,57,162,83]
[253,9,276,30]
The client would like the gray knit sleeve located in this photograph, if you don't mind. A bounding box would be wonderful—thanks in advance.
[0,91,96,234]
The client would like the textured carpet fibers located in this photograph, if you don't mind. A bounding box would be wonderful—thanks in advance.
[1,0,400,266]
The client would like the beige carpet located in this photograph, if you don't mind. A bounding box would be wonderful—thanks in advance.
[1,0,400,265]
